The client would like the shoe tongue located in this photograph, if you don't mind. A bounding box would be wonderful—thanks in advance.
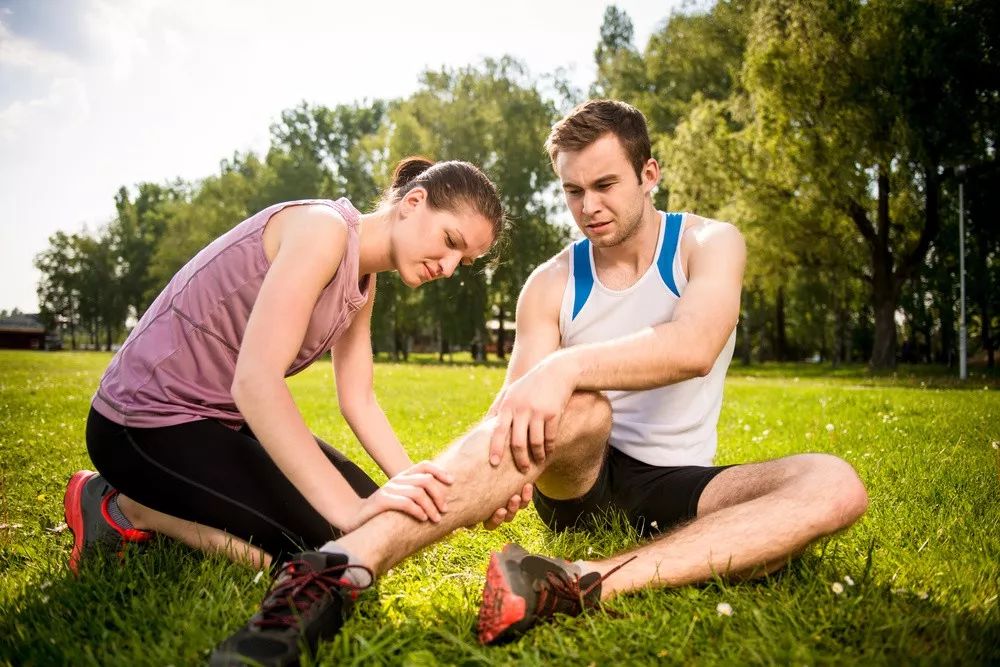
[298,550,349,573]
[578,571,603,601]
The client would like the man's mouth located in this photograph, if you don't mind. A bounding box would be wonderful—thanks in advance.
[587,220,612,232]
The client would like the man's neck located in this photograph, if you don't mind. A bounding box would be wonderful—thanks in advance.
[592,204,662,280]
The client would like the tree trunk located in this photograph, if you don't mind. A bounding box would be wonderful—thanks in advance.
[834,305,848,367]
[740,295,752,366]
[869,168,897,369]
[773,286,787,361]
[977,221,994,368]
[870,277,897,369]
[496,304,507,361]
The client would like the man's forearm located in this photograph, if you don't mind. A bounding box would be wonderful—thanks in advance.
[554,321,718,392]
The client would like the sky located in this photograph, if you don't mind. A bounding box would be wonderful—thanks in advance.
[0,0,681,313]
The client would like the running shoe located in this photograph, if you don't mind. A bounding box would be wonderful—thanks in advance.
[477,543,631,644]
[210,550,372,667]
[63,469,153,575]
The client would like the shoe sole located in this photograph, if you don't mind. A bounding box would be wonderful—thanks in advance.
[64,470,97,576]
[476,550,527,644]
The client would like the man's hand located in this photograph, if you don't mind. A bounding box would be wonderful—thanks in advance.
[488,354,577,472]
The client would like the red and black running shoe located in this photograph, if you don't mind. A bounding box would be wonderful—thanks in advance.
[210,551,372,667]
[477,543,631,644]
[63,470,153,575]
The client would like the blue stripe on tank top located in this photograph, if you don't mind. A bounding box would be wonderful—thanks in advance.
[657,212,683,298]
[572,238,594,320]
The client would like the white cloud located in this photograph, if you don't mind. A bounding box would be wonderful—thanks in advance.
[0,77,89,139]
[0,15,79,76]
[0,0,680,311]
[80,0,158,81]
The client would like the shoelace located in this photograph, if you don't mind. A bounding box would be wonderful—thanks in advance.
[253,560,374,630]
[533,555,638,618]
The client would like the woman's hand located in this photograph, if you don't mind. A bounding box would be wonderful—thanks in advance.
[482,483,533,530]
[344,460,454,531]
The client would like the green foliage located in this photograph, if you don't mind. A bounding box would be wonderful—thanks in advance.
[604,0,999,368]
[1,351,998,664]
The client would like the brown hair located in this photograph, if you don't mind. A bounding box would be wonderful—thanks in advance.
[381,156,505,244]
[544,99,651,180]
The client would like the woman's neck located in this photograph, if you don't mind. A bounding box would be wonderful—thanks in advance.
[357,208,394,277]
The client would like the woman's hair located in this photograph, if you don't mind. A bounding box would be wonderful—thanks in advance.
[381,156,505,245]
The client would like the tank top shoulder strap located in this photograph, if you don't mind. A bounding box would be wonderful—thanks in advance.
[655,212,684,298]
[571,237,594,321]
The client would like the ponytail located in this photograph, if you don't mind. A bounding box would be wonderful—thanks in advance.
[390,156,434,189]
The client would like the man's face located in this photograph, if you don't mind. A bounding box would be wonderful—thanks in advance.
[554,133,657,248]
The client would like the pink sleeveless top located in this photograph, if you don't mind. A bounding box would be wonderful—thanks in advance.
[92,198,371,429]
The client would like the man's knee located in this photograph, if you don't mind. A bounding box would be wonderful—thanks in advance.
[556,391,612,448]
[801,454,868,531]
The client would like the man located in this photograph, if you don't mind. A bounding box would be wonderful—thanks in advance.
[211,100,868,665]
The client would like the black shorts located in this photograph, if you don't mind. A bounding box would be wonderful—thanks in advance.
[533,446,732,538]
[86,407,378,564]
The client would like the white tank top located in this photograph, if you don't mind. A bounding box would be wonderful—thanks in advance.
[558,211,736,466]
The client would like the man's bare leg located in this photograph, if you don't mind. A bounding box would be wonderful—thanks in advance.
[576,453,868,598]
[336,391,612,575]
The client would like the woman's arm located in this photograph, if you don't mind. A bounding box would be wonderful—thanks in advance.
[232,205,449,532]
[232,206,365,530]
[332,276,412,478]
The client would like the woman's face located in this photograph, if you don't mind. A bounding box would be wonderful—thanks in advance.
[392,188,495,288]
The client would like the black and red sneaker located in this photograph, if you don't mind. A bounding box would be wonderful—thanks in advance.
[210,551,372,667]
[63,470,153,575]
[477,543,631,644]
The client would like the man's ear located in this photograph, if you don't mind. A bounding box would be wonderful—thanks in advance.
[641,158,661,195]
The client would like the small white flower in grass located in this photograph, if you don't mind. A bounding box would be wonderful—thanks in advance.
[831,582,844,595]
[762,429,770,437]
[826,423,835,433]
[253,570,264,584]
[716,602,733,616]
[918,591,929,600]
[992,441,999,450]
[743,424,751,432]
[844,575,855,587]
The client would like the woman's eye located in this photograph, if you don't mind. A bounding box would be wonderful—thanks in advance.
[446,235,455,249]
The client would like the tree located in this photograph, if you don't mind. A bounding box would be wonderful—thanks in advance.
[34,231,81,349]
[110,183,178,320]
[385,58,569,359]
[742,0,998,368]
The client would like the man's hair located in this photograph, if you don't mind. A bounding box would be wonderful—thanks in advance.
[544,99,651,179]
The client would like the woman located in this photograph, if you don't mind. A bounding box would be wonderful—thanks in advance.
[64,157,513,574]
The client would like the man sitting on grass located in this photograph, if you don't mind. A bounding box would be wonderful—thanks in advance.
[211,100,868,666]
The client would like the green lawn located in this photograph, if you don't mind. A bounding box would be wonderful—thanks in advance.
[1,350,998,665]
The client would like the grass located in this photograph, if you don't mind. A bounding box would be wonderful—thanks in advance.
[1,350,998,665]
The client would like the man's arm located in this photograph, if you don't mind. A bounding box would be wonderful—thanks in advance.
[563,219,744,390]
[487,252,568,471]
[491,219,745,470]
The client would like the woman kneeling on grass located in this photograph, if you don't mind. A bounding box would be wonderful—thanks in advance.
[63,157,519,662]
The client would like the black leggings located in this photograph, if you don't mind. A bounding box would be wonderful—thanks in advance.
[86,408,378,564]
